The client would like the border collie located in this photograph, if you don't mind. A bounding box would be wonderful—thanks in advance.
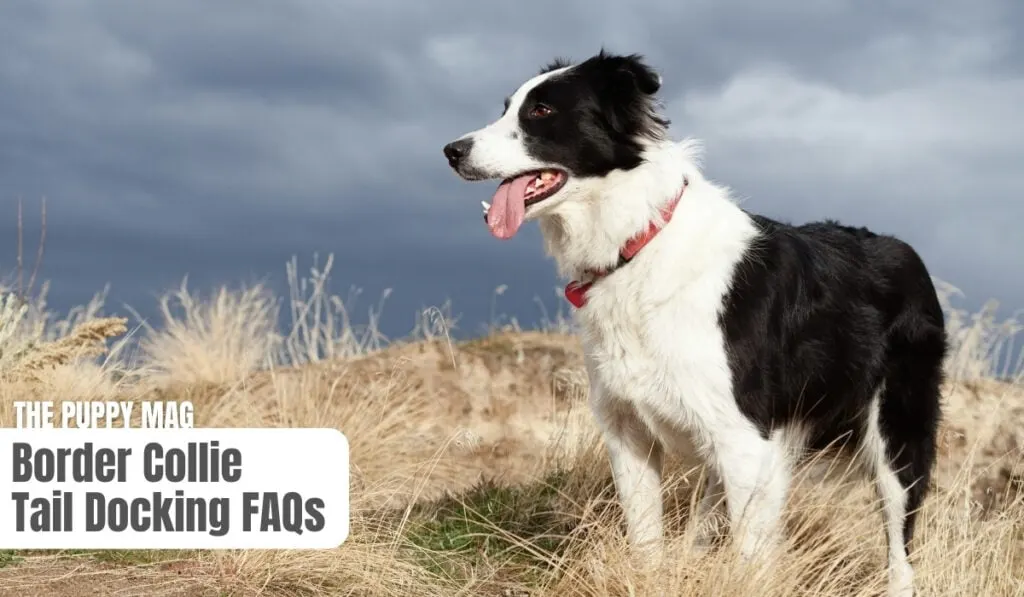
[443,50,945,597]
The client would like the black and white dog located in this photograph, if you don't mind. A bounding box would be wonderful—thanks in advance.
[443,50,945,597]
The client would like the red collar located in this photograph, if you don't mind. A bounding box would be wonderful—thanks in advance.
[564,180,687,309]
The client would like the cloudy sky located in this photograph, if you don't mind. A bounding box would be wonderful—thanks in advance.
[1,0,1021,340]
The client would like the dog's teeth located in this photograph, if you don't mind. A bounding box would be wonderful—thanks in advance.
[481,201,490,212]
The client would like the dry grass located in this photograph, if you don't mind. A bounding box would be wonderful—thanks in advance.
[0,254,1021,597]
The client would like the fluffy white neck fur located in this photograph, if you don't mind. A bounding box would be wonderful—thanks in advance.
[537,139,726,279]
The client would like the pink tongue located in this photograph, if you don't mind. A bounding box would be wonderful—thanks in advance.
[487,174,533,239]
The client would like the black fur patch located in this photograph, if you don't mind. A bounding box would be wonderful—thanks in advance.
[720,215,946,549]
[519,50,669,178]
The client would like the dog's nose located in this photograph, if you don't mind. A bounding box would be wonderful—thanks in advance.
[443,138,473,165]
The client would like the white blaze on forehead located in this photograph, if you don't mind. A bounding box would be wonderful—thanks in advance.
[504,65,571,120]
[455,65,573,179]
[481,65,570,138]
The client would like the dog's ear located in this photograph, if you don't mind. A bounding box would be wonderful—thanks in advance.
[614,54,662,95]
[583,50,663,96]
[587,50,669,138]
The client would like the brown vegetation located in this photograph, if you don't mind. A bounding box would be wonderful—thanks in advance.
[0,256,1020,596]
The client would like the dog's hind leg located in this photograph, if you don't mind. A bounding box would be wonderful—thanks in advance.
[861,291,944,597]
[863,387,916,597]
[863,341,942,596]
[591,394,665,562]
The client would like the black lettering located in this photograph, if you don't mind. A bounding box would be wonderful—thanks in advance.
[91,446,109,481]
[66,446,88,481]
[223,448,242,482]
[86,493,105,531]
[11,492,28,531]
[29,496,51,531]
[242,492,259,531]
[305,497,325,532]
[130,497,150,532]
[261,492,281,531]
[209,497,229,537]
[62,491,73,531]
[34,448,54,482]
[143,443,163,482]
[152,491,174,531]
[90,446,130,482]
[12,444,32,482]
[194,442,204,482]
[175,490,187,531]
[49,490,64,531]
[281,493,304,535]
[113,448,131,482]
[164,447,185,481]
[107,497,128,531]
[11,444,130,484]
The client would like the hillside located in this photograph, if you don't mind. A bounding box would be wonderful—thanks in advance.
[0,271,1021,596]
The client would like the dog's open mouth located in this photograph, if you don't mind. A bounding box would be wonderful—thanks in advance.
[520,169,568,207]
[483,169,567,240]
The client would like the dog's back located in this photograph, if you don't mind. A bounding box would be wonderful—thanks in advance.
[723,215,945,450]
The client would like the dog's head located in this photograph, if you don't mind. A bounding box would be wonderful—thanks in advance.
[443,50,669,239]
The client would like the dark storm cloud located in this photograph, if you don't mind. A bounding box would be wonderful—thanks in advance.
[0,0,1020,332]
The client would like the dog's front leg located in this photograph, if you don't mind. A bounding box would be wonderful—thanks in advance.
[590,385,665,563]
[712,426,792,561]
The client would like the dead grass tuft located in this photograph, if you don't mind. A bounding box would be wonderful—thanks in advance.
[5,317,127,380]
[134,279,280,387]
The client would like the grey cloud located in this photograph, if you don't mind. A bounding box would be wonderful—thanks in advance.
[0,0,1020,336]
[668,42,1024,307]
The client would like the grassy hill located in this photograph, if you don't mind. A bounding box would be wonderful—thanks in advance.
[0,258,1021,596]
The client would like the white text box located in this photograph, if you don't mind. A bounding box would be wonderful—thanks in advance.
[0,428,349,549]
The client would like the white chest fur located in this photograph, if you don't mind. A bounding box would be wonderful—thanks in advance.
[534,140,762,450]
[570,187,760,451]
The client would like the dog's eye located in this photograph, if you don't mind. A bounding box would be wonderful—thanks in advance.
[528,104,554,119]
